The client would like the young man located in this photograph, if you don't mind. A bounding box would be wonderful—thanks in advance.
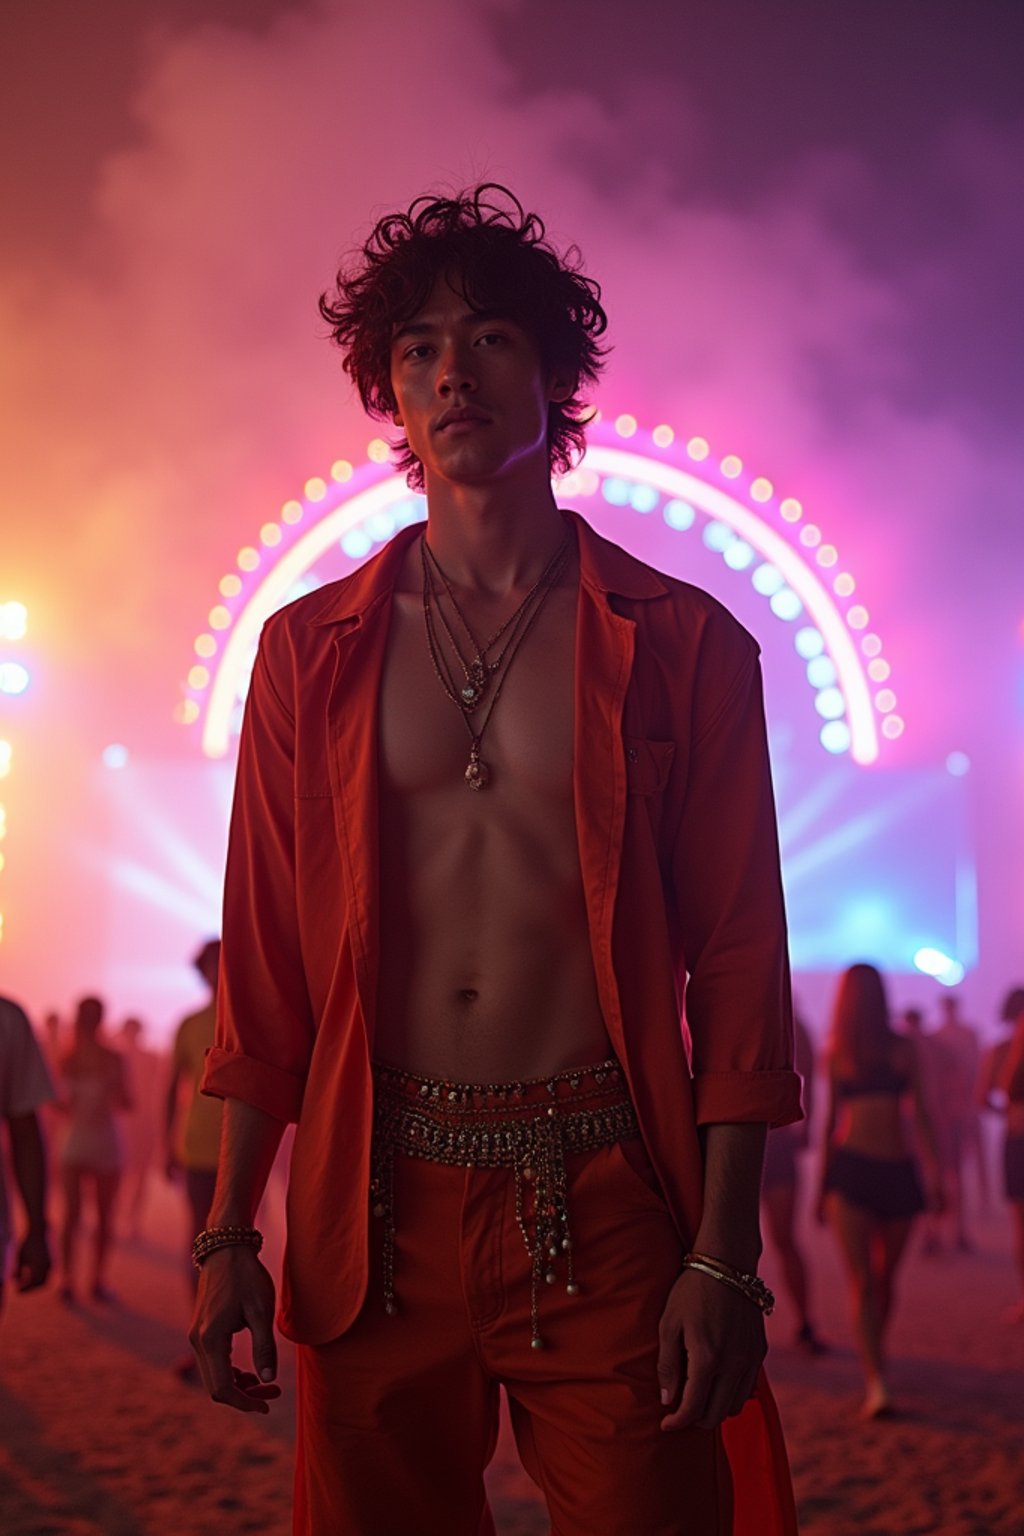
[192,187,801,1535]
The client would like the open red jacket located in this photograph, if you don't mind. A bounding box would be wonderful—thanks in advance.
[203,511,802,1532]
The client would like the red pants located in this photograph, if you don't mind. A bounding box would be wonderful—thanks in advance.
[294,1134,734,1535]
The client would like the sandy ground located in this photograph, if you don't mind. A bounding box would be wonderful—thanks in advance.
[1,1172,1021,1536]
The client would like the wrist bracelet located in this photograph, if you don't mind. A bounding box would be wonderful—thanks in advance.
[682,1251,775,1316]
[191,1224,264,1270]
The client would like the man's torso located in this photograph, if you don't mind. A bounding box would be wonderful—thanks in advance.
[374,536,609,1081]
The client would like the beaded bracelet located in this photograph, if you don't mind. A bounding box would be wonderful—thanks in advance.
[682,1251,775,1316]
[191,1224,264,1270]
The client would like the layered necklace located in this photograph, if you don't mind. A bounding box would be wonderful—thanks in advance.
[420,530,571,790]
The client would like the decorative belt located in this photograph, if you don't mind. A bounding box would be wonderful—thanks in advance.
[370,1058,639,1350]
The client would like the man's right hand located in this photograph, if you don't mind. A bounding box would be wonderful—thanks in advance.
[189,1245,282,1413]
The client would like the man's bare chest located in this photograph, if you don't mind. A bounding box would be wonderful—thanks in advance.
[378,586,577,799]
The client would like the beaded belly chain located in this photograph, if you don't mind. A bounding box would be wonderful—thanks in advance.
[370,1058,639,1350]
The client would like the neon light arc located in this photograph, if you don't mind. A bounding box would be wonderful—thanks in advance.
[586,446,878,765]
[193,434,885,766]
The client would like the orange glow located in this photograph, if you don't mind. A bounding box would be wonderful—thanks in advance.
[720,455,742,479]
[834,573,856,597]
[208,606,231,631]
[615,414,638,438]
[750,477,773,502]
[0,740,10,779]
[281,500,303,523]
[304,476,327,501]
[652,424,674,447]
[868,658,890,682]
[779,498,802,522]
[194,633,217,658]
[260,522,283,547]
[848,605,870,630]
[219,574,242,598]
[367,439,390,464]
[175,698,200,725]
[188,664,210,690]
[237,547,260,571]
[861,634,882,657]
[331,460,353,482]
[799,525,821,548]
[816,544,838,567]
[686,437,709,461]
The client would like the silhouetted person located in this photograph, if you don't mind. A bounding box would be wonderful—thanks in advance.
[934,992,988,1227]
[0,995,54,1314]
[190,186,801,1535]
[761,1010,826,1352]
[56,995,131,1303]
[899,1006,956,1254]
[166,941,225,1379]
[818,965,942,1417]
[117,1016,160,1238]
[978,986,1024,1323]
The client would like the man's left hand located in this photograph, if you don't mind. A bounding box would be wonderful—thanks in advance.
[657,1266,766,1431]
[14,1227,52,1292]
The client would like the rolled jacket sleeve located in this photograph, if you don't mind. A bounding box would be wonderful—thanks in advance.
[200,622,314,1123]
[672,624,803,1129]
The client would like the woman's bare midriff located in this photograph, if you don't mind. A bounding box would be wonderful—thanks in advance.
[374,560,609,1084]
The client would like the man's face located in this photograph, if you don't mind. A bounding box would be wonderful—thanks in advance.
[389,274,568,491]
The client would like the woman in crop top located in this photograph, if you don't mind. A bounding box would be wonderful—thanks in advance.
[978,985,1024,1323]
[816,964,942,1418]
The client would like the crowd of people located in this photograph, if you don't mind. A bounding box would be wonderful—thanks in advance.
[0,939,224,1331]
[759,972,1024,1421]
[2,959,1022,1403]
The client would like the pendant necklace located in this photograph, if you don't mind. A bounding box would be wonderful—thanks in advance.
[420,531,571,789]
[422,533,568,711]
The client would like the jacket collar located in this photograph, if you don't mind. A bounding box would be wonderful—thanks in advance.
[306,507,668,628]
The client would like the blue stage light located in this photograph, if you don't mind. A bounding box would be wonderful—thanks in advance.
[914,947,965,986]
[341,529,373,559]
[815,687,846,720]
[663,499,695,530]
[794,626,824,660]
[751,563,784,596]
[723,540,755,570]
[703,520,733,552]
[630,484,659,513]
[807,655,838,688]
[770,588,803,621]
[601,477,632,506]
[820,720,852,754]
[0,663,30,696]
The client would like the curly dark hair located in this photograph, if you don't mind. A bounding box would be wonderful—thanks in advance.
[318,184,608,490]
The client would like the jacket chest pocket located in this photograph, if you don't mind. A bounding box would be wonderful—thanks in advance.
[624,736,676,796]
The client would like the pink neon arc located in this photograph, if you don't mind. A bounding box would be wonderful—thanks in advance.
[195,434,881,768]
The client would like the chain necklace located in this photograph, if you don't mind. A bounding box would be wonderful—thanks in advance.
[421,533,569,711]
[420,531,571,790]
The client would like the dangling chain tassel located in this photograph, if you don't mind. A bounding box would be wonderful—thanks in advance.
[369,1059,636,1349]
[514,1114,577,1351]
[370,1144,398,1317]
